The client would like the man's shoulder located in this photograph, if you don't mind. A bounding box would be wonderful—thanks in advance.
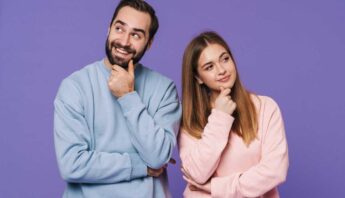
[56,60,102,96]
[139,64,174,86]
[64,60,101,82]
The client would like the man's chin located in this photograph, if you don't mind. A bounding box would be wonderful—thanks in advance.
[112,57,131,68]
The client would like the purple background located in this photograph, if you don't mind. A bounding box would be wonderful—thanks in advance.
[1,0,344,197]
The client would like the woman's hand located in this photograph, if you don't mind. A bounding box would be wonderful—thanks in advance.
[214,87,236,115]
[181,166,211,193]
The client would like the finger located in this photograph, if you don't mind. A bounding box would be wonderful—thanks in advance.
[232,102,237,110]
[110,70,118,78]
[182,175,197,187]
[147,168,152,176]
[150,169,162,177]
[181,167,192,179]
[180,168,186,175]
[219,88,231,97]
[111,65,119,72]
[111,69,117,74]
[182,175,191,183]
[231,103,237,112]
[127,59,135,76]
[112,65,125,73]
[169,158,176,164]
[189,185,198,191]
[181,168,189,178]
[157,168,164,176]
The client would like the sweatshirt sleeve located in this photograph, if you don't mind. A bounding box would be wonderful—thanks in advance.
[54,79,147,184]
[117,82,181,169]
[211,98,289,198]
[178,109,234,184]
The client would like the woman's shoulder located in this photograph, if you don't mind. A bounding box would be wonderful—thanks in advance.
[250,94,281,112]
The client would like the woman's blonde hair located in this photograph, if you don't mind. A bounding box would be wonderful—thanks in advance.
[181,31,258,145]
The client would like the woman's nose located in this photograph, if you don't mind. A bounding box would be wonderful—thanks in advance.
[217,64,226,74]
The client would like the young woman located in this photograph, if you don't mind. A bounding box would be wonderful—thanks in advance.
[178,31,289,198]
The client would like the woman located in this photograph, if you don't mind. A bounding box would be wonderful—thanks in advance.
[178,31,289,198]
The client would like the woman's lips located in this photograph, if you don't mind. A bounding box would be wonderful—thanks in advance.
[218,75,230,82]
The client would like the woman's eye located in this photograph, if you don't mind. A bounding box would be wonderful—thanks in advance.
[222,56,230,63]
[205,65,213,71]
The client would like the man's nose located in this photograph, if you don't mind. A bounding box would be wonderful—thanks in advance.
[119,33,131,46]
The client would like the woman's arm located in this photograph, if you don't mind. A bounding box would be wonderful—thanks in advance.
[178,109,234,184]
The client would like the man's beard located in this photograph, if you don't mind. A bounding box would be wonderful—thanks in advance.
[105,37,148,68]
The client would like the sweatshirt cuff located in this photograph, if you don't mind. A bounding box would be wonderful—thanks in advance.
[118,91,144,114]
[128,153,148,179]
[210,109,234,124]
[205,109,234,136]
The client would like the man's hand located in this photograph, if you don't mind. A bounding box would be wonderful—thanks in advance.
[181,166,211,193]
[108,60,135,98]
[147,158,176,177]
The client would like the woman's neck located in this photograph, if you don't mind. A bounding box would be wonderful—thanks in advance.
[209,91,219,108]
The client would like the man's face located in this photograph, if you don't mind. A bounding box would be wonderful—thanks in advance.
[106,6,152,68]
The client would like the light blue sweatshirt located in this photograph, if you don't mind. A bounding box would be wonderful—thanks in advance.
[54,60,181,198]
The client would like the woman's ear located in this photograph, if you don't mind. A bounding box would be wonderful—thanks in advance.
[195,76,203,84]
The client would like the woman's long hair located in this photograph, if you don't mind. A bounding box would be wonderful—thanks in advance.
[181,31,258,145]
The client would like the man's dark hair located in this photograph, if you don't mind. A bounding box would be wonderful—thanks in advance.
[110,0,159,43]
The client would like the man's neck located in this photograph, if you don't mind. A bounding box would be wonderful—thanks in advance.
[104,58,112,70]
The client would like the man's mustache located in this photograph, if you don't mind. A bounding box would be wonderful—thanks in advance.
[112,42,136,54]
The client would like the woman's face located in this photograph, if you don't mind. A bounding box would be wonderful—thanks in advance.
[196,43,237,93]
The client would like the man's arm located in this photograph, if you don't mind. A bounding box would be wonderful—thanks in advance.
[118,82,181,169]
[108,61,181,169]
[54,79,147,183]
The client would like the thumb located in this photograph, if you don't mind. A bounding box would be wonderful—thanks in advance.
[169,158,176,164]
[219,87,230,97]
[219,86,226,96]
[128,59,135,76]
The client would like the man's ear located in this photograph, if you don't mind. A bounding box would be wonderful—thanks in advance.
[195,76,203,84]
[147,38,154,50]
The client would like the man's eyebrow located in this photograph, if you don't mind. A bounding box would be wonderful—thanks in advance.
[114,20,126,26]
[133,28,146,36]
[114,20,146,36]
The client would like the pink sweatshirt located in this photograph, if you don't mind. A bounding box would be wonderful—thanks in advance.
[178,95,289,198]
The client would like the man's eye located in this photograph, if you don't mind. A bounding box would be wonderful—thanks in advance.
[132,33,141,39]
[115,26,123,32]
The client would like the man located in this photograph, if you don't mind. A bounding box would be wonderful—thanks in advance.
[54,0,181,197]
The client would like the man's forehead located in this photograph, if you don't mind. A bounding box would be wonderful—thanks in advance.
[114,6,151,32]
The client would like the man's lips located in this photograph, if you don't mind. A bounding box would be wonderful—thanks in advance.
[113,47,133,58]
[115,47,130,55]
